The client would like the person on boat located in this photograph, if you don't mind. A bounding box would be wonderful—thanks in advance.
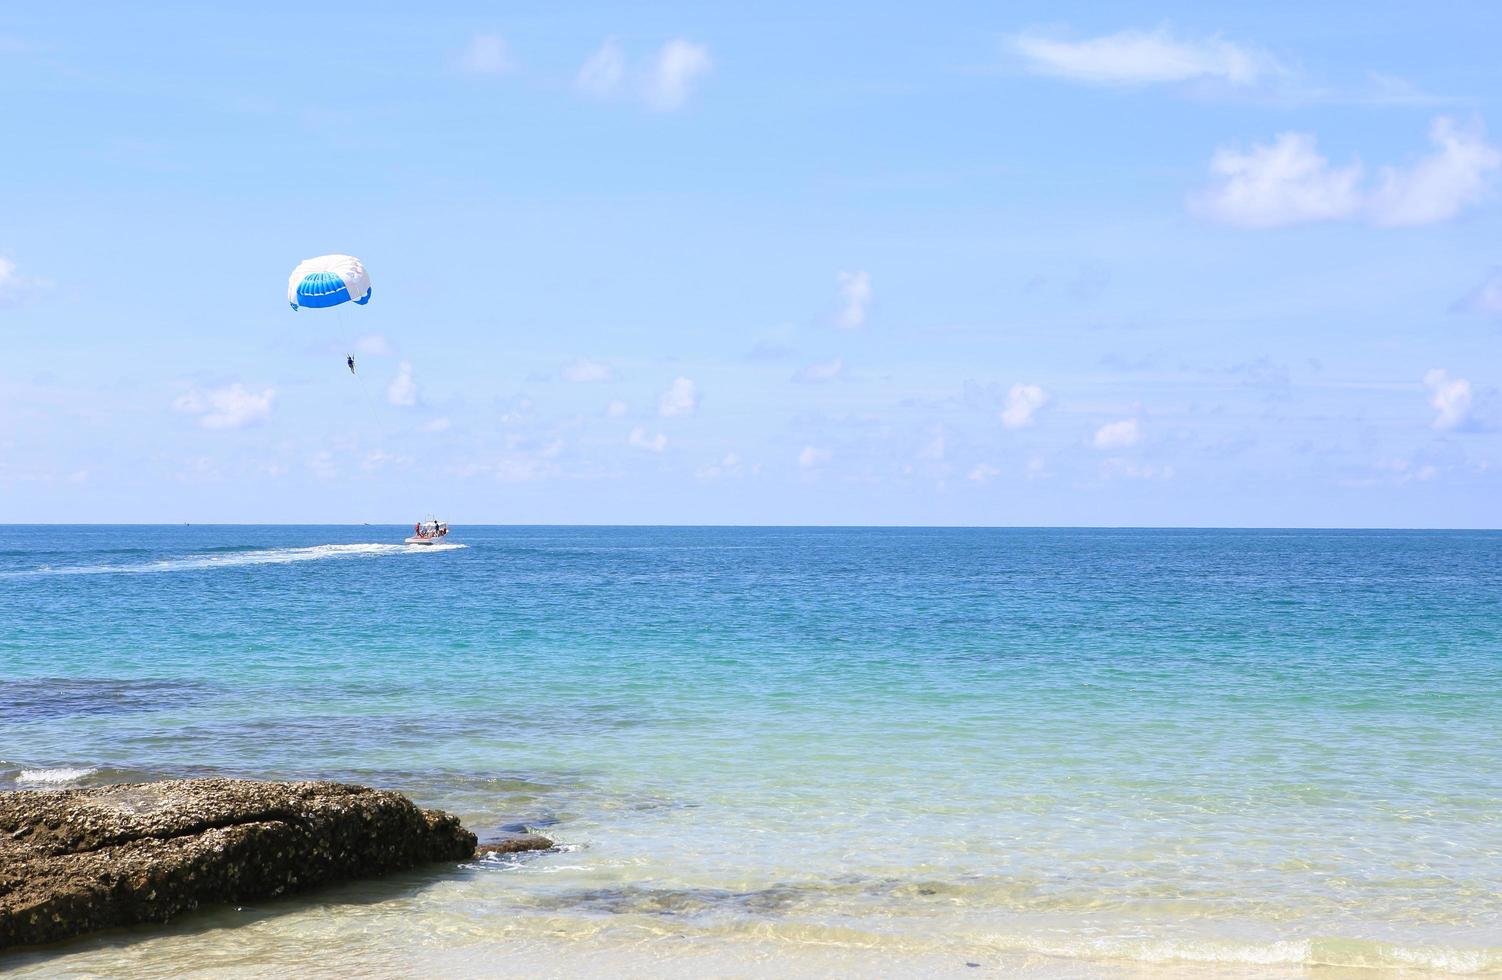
[347,355,356,374]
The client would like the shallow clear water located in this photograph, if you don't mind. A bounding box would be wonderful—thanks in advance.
[3,526,1501,976]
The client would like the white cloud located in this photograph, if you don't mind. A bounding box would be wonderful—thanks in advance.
[968,462,1001,484]
[1101,457,1174,480]
[577,37,709,109]
[1369,118,1502,226]
[1025,456,1048,480]
[308,451,337,480]
[177,456,221,482]
[606,399,629,418]
[697,452,743,479]
[562,358,612,382]
[646,39,711,111]
[1194,132,1363,228]
[793,357,844,383]
[577,38,626,97]
[453,441,563,482]
[628,426,668,452]
[362,450,412,472]
[459,34,513,75]
[0,257,19,301]
[173,383,275,430]
[457,438,564,483]
[420,417,451,433]
[1093,418,1141,450]
[1010,27,1278,87]
[0,255,44,306]
[498,397,534,424]
[1364,458,1440,486]
[1424,368,1473,431]
[1000,383,1049,429]
[836,270,872,329]
[659,376,698,417]
[798,445,831,469]
[354,334,391,356]
[496,457,560,483]
[387,362,418,407]
[1457,268,1502,316]
[918,425,946,461]
[1195,117,1501,228]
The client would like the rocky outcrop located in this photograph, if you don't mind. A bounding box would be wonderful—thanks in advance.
[0,778,478,950]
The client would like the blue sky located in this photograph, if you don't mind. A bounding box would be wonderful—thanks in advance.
[3,1,1500,525]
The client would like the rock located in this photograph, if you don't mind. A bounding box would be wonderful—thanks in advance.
[0,778,477,950]
[474,834,552,857]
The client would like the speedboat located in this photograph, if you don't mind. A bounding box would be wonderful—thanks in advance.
[405,519,450,545]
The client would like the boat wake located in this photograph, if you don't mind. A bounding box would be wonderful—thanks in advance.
[2,542,467,578]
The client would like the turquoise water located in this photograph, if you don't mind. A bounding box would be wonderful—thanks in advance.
[3,526,1501,976]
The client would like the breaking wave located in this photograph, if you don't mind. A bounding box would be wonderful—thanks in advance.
[14,766,98,786]
[2,542,466,578]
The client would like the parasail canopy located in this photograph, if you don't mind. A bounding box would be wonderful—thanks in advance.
[287,254,371,311]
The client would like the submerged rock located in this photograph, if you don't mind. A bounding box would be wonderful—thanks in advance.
[474,833,553,857]
[0,778,477,950]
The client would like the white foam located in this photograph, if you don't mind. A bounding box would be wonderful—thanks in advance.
[16,766,97,785]
[976,931,1502,974]
[4,542,466,578]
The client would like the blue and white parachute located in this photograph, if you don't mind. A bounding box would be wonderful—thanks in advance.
[287,254,371,311]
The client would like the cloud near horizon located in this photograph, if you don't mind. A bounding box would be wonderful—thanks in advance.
[1194,117,1501,227]
[968,462,1002,484]
[1424,368,1474,431]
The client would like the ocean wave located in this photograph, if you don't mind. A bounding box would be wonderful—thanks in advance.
[14,766,99,785]
[0,542,467,578]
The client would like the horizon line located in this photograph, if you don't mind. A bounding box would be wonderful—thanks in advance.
[4,523,1500,532]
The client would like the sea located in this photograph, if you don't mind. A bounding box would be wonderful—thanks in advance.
[2,526,1500,978]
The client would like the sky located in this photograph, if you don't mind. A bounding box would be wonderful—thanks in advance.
[3,1,1501,526]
